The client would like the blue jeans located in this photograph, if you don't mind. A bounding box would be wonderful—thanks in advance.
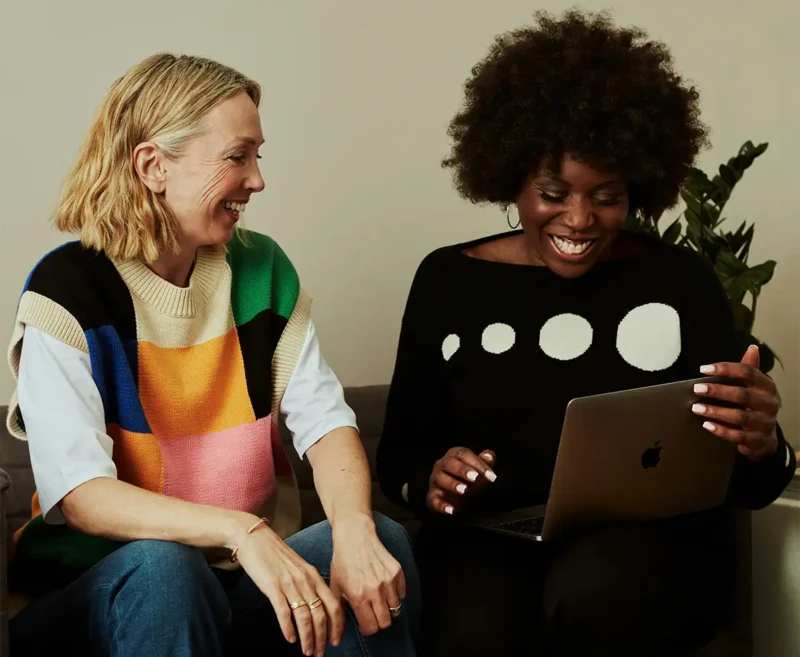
[10,512,420,657]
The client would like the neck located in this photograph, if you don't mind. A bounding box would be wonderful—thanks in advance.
[148,248,197,287]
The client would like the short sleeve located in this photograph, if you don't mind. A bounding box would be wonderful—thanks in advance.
[279,320,358,458]
[17,326,117,523]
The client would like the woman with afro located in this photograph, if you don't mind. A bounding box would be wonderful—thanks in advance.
[377,9,794,657]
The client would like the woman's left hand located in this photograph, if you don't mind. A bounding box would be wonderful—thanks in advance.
[329,515,406,637]
[691,345,779,461]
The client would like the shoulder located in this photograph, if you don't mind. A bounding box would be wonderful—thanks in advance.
[24,241,117,298]
[226,229,297,278]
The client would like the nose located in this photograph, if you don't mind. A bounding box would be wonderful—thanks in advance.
[245,160,265,193]
[560,196,594,232]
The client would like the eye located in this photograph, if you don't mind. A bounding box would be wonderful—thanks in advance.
[539,191,568,203]
[228,155,247,163]
[594,196,622,207]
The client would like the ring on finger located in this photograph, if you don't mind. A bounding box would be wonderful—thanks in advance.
[308,597,323,610]
[290,599,308,611]
[389,603,402,618]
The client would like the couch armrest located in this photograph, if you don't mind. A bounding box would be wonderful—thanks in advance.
[1,468,10,657]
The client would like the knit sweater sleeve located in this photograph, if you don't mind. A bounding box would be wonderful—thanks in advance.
[377,252,454,515]
[676,249,796,509]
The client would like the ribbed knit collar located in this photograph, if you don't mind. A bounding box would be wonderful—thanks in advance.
[114,246,227,318]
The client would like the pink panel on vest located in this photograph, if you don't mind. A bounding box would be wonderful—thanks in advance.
[159,416,277,512]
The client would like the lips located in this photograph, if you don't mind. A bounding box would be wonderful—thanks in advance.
[548,234,597,258]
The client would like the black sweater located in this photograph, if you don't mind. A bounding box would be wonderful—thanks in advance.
[377,231,795,517]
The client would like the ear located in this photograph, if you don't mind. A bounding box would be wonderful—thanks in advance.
[133,142,167,193]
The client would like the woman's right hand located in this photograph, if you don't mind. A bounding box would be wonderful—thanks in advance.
[234,519,345,657]
[426,447,497,515]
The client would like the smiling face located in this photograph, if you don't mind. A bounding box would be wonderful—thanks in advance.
[155,91,265,249]
[516,157,630,278]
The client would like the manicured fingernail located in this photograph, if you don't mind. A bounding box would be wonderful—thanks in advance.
[456,483,467,494]
[694,384,708,394]
[466,470,478,482]
[703,421,716,433]
[700,365,715,374]
[485,470,497,482]
[692,404,707,415]
[445,505,454,515]
[482,453,494,463]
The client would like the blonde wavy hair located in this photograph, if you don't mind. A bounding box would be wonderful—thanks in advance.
[55,53,261,263]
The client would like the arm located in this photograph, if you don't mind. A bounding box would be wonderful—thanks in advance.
[677,253,795,509]
[280,321,404,636]
[376,254,456,515]
[19,327,344,657]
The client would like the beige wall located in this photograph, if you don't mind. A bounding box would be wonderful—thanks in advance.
[1,0,798,446]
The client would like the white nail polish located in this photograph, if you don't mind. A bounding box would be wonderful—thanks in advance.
[703,421,716,432]
[466,470,478,482]
[692,404,707,414]
[445,506,454,515]
[482,453,494,463]
[694,384,708,394]
[485,470,497,482]
[456,483,467,494]
[700,365,715,375]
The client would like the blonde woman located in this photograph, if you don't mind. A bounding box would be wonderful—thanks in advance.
[6,54,419,657]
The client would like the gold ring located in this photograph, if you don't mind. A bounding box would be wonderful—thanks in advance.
[308,598,323,610]
[290,599,308,610]
[389,603,402,617]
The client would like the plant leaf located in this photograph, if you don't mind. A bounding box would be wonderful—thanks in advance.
[736,261,777,293]
[662,220,682,245]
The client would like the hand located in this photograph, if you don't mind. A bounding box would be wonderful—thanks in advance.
[427,447,497,515]
[234,517,345,657]
[329,514,406,636]
[691,345,779,461]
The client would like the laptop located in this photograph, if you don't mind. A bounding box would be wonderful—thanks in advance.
[461,376,738,542]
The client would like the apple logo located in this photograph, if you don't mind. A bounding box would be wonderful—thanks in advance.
[641,441,663,470]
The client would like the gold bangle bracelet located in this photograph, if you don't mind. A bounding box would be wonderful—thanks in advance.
[230,517,269,563]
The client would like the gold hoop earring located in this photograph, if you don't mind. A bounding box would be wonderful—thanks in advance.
[506,204,521,230]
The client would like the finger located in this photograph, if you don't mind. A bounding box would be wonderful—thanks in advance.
[700,421,763,448]
[371,591,393,632]
[740,344,760,369]
[693,381,779,416]
[351,593,380,636]
[263,585,298,646]
[700,361,776,394]
[444,447,497,483]
[427,490,455,515]
[380,556,405,606]
[298,571,328,657]
[692,403,775,432]
[433,470,470,496]
[323,580,346,647]
[479,450,496,465]
[283,578,315,657]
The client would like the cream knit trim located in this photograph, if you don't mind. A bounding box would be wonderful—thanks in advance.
[113,245,227,318]
[271,288,312,415]
[6,292,87,440]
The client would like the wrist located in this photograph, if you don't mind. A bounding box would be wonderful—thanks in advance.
[331,511,375,542]
[221,510,262,550]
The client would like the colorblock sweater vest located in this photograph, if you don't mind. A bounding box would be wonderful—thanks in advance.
[5,230,309,588]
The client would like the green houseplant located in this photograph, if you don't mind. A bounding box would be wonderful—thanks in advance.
[624,141,779,373]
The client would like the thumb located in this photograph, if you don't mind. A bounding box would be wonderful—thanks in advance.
[479,450,496,466]
[741,344,760,370]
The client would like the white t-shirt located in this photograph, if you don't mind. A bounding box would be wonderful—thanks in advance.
[18,321,357,523]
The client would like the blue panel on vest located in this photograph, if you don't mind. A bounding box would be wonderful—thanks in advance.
[85,327,151,434]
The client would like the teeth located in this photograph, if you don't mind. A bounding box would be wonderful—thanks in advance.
[552,235,593,255]
[223,201,246,215]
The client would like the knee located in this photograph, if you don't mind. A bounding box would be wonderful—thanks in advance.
[113,540,228,620]
[372,513,414,566]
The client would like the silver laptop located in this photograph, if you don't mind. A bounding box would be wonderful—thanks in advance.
[463,376,738,542]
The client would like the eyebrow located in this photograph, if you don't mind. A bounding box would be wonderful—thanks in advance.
[227,137,265,148]
[535,175,623,191]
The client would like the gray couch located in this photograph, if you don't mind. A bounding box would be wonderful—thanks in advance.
[0,387,751,656]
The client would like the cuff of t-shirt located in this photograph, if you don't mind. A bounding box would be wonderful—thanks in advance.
[39,467,118,525]
[292,414,359,459]
[405,461,436,514]
[736,425,796,504]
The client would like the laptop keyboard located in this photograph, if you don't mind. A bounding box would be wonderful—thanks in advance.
[492,516,545,536]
